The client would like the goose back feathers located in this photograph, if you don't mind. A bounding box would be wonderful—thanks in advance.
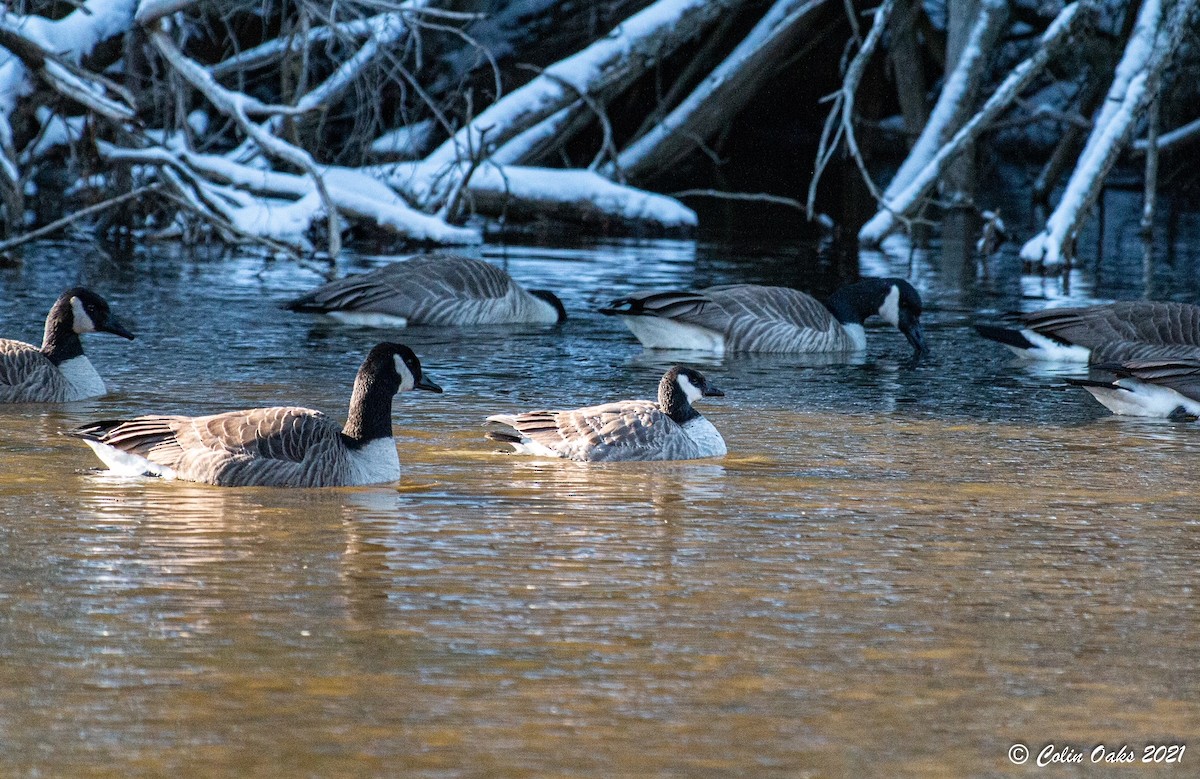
[977,301,1200,362]
[486,366,726,462]
[601,279,925,355]
[70,343,442,487]
[285,254,566,327]
[0,288,134,402]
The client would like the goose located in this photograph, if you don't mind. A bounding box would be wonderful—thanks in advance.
[1067,358,1200,418]
[0,287,134,402]
[976,301,1200,363]
[599,278,926,355]
[284,254,566,327]
[485,366,726,462]
[68,343,442,487]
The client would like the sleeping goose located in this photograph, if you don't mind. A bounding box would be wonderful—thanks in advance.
[976,301,1200,363]
[600,278,926,355]
[284,254,566,327]
[1067,358,1200,418]
[69,343,442,487]
[0,287,134,402]
[485,366,726,462]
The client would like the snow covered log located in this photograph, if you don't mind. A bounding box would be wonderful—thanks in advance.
[857,0,1008,244]
[1020,0,1198,270]
[857,2,1088,246]
[98,143,482,248]
[376,161,696,231]
[462,166,698,229]
[414,0,745,208]
[605,0,827,183]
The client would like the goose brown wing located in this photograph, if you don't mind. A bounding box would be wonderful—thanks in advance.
[507,400,683,461]
[287,255,515,318]
[181,407,340,462]
[1090,340,1200,364]
[1100,358,1200,401]
[1023,302,1200,347]
[702,285,848,351]
[86,407,340,475]
[0,339,69,402]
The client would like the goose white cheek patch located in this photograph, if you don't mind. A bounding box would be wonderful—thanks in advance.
[71,297,96,333]
[394,354,416,391]
[677,374,704,403]
[877,285,900,326]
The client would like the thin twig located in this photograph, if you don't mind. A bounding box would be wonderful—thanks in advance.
[670,189,807,211]
[0,184,163,253]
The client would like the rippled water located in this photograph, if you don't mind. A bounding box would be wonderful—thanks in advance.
[2,225,1200,776]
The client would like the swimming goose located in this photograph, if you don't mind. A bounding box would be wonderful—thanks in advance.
[485,366,726,462]
[284,254,566,327]
[976,301,1200,363]
[69,343,442,487]
[600,279,926,355]
[0,287,134,402]
[1067,358,1200,418]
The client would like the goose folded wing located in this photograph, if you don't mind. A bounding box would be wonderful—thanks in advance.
[1098,358,1200,399]
[0,341,67,400]
[510,401,677,460]
[1023,302,1200,346]
[185,407,338,462]
[1090,340,1200,364]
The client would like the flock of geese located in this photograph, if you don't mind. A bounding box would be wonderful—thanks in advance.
[5,254,1200,487]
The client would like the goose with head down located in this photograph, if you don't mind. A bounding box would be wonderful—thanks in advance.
[69,343,442,487]
[0,287,135,403]
[486,366,726,462]
[284,254,566,327]
[1067,357,1200,419]
[600,278,926,356]
[976,301,1200,363]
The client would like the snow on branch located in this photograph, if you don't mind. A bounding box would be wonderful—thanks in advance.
[857,2,1088,246]
[859,0,1008,241]
[417,0,742,207]
[608,0,827,183]
[146,21,343,255]
[1020,0,1198,270]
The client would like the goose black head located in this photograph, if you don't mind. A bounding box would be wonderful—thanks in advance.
[828,278,926,355]
[59,287,135,340]
[529,289,568,324]
[367,342,443,394]
[659,365,724,423]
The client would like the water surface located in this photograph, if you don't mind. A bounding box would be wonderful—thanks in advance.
[1,233,1198,776]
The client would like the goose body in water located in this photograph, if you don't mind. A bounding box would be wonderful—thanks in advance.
[486,366,726,462]
[0,287,134,402]
[70,343,442,487]
[1068,358,1200,418]
[284,254,566,327]
[600,279,925,355]
[976,301,1200,363]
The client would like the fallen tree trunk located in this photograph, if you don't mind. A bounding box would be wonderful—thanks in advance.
[856,2,1089,245]
[857,0,1008,244]
[1020,0,1198,270]
[603,0,828,183]
[414,0,744,208]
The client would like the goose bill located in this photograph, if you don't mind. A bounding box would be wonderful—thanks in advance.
[101,316,136,340]
[415,375,443,393]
